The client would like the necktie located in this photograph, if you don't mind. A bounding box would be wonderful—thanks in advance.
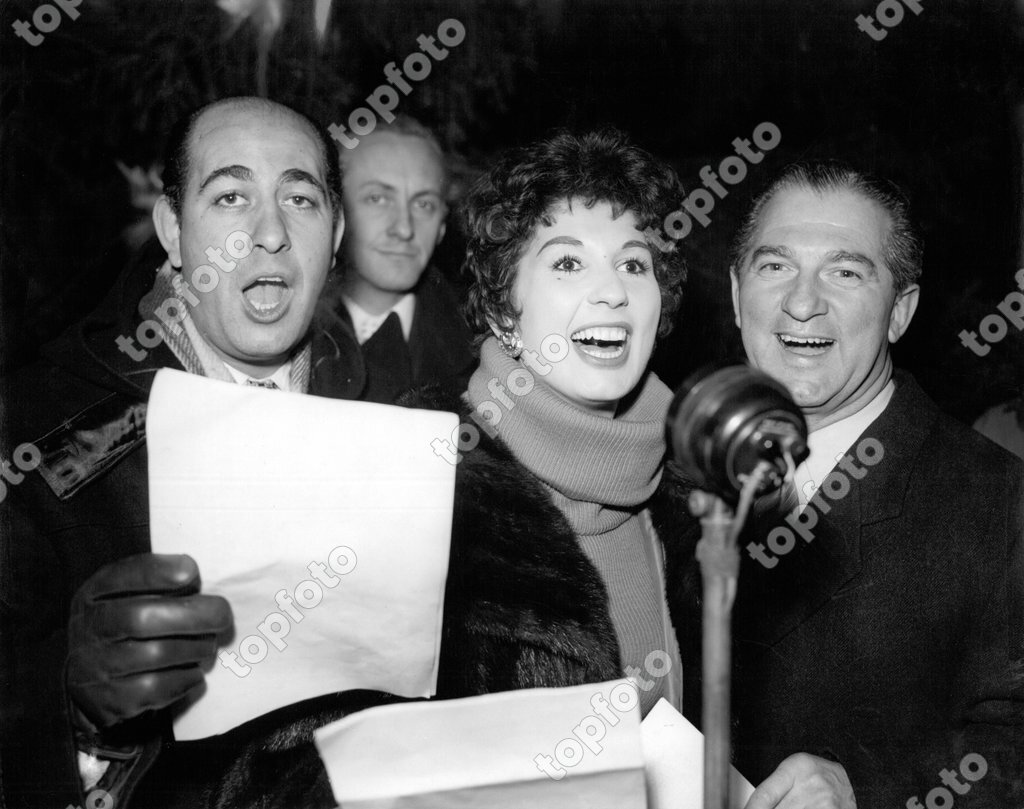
[245,378,279,390]
[360,311,413,403]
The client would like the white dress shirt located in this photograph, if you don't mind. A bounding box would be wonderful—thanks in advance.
[793,380,895,505]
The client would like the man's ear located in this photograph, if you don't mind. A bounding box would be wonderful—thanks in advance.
[153,196,183,268]
[435,218,447,249]
[888,283,920,343]
[730,268,742,329]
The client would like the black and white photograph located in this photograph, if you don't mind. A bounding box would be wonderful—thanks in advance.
[1,1,1022,807]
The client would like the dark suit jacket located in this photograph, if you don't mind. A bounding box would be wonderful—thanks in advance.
[680,372,1024,808]
[315,267,476,404]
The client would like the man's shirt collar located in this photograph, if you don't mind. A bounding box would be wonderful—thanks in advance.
[223,360,293,392]
[342,292,416,345]
[794,379,895,504]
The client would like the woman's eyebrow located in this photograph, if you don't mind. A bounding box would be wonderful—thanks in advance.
[536,236,583,254]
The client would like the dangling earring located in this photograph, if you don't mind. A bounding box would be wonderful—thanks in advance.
[498,328,523,359]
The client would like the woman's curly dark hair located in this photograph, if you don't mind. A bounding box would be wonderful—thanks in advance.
[462,128,688,340]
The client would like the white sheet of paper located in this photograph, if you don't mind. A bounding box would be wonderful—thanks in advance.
[147,368,458,740]
[641,698,755,809]
[314,680,647,809]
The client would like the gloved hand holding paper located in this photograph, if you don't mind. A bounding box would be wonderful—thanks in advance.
[146,369,458,740]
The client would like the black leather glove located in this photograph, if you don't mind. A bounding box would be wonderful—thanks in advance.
[67,553,233,733]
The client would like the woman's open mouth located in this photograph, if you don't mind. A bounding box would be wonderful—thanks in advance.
[570,325,629,360]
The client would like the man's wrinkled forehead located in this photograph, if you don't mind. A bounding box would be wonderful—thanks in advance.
[186,101,328,191]
[744,185,891,267]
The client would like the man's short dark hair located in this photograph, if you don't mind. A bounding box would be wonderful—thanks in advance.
[462,127,688,340]
[730,159,923,293]
[160,97,344,223]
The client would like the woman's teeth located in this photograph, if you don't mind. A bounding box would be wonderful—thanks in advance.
[571,326,628,358]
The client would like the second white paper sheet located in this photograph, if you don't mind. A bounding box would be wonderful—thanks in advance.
[314,680,647,809]
[147,369,458,740]
[641,698,755,809]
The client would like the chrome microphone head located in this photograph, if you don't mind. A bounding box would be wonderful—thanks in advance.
[666,365,810,502]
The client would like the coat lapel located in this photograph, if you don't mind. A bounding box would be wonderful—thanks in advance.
[310,280,368,399]
[732,372,934,647]
[733,475,863,647]
[854,372,936,530]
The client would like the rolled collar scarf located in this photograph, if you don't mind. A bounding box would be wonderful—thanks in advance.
[465,337,671,535]
[138,260,312,391]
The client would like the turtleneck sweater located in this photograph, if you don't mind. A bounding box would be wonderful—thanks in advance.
[465,337,679,715]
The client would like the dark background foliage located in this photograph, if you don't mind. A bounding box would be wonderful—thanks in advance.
[2,0,1022,420]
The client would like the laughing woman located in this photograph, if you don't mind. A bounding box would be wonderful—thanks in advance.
[211,129,694,808]
[432,127,693,715]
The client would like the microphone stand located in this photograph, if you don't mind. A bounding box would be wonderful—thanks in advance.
[665,365,808,809]
[689,490,739,809]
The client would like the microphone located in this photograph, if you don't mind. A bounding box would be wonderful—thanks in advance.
[667,365,810,809]
[666,365,810,503]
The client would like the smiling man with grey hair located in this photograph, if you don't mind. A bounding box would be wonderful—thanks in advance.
[681,160,1024,809]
